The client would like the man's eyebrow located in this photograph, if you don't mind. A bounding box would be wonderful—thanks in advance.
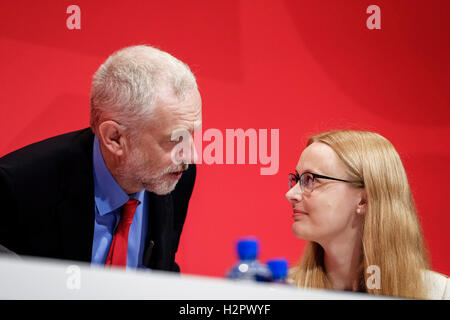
[193,121,202,131]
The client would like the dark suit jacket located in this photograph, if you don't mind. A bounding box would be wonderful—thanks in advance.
[0,128,196,272]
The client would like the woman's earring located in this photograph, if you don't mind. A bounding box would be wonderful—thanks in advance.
[356,208,361,214]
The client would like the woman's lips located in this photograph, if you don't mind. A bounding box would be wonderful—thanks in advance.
[292,209,308,219]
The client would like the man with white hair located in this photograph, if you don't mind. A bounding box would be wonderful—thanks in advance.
[0,45,202,272]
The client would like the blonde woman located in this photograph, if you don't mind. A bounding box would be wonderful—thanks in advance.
[286,130,449,299]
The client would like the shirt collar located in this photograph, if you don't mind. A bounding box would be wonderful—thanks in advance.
[93,136,129,216]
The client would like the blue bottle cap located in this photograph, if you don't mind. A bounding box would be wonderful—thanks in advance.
[236,238,259,260]
[267,258,288,280]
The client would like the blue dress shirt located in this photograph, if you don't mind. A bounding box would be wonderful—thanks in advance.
[91,137,149,269]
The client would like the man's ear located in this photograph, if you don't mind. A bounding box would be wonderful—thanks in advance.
[356,188,367,215]
[97,121,127,157]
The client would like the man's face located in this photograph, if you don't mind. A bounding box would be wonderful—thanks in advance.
[120,89,202,195]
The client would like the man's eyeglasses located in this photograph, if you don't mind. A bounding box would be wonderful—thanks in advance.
[288,172,354,194]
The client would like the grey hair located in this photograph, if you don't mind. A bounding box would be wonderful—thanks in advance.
[90,45,198,137]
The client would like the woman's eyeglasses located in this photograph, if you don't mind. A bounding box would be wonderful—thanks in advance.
[288,172,355,193]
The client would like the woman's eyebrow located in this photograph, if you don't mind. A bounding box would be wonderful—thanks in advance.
[295,168,310,175]
[295,168,322,175]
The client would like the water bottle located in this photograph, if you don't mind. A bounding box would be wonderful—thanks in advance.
[226,237,271,282]
[267,258,289,284]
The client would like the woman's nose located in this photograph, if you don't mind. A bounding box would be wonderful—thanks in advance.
[286,183,303,203]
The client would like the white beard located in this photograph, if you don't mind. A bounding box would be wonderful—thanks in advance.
[118,147,187,195]
[142,166,181,195]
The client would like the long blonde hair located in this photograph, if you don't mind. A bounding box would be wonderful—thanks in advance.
[288,130,430,299]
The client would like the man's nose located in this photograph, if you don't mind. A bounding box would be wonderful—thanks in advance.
[178,137,198,164]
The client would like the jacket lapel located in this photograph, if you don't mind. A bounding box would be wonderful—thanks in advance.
[144,192,175,270]
[57,129,95,263]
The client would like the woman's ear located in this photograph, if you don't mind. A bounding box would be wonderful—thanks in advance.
[356,188,367,215]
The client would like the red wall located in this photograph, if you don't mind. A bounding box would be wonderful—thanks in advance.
[1,0,449,278]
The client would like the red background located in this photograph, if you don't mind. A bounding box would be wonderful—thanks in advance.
[0,0,449,278]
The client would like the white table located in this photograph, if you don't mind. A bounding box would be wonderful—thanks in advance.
[0,255,389,300]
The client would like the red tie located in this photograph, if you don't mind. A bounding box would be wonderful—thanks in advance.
[105,199,140,267]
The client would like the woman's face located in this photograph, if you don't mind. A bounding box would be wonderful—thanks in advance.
[285,142,365,245]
